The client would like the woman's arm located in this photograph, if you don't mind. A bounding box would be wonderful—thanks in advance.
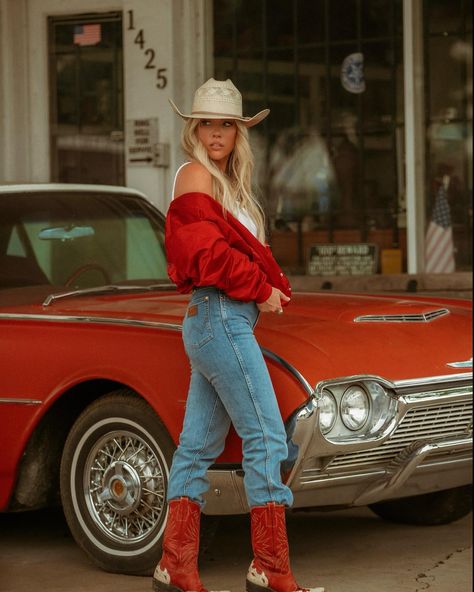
[166,218,273,303]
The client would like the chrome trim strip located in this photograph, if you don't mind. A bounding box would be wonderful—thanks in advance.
[0,313,182,332]
[299,469,386,487]
[43,283,175,306]
[401,385,472,405]
[314,372,472,397]
[354,308,450,323]
[0,315,313,397]
[0,398,42,405]
[260,348,314,398]
[0,183,148,199]
[315,375,396,397]
[393,372,472,389]
[447,358,473,369]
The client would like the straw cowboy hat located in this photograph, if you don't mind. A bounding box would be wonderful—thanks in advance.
[169,78,269,127]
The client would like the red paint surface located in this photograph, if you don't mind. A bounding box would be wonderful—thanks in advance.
[0,288,471,510]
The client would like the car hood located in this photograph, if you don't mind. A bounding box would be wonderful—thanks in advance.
[2,289,472,385]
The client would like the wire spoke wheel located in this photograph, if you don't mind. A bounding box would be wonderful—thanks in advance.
[60,391,175,575]
[85,431,166,544]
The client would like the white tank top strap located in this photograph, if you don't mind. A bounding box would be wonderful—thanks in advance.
[172,161,192,199]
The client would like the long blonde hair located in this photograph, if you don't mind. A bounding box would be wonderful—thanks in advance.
[181,119,266,243]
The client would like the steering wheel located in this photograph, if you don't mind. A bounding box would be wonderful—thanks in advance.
[64,263,111,287]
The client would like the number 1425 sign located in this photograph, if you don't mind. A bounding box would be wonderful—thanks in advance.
[127,9,168,89]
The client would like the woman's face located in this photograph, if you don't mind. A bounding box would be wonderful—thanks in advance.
[197,119,237,171]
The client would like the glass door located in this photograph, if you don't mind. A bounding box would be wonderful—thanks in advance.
[48,13,124,185]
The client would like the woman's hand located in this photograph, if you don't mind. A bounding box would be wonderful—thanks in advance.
[257,287,290,314]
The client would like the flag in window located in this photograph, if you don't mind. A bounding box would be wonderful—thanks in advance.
[73,24,101,46]
[425,175,455,273]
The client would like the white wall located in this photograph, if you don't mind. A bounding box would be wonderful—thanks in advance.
[123,0,173,211]
[123,0,210,212]
[0,0,211,213]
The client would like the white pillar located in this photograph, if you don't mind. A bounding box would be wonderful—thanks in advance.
[0,0,32,183]
[166,0,212,205]
[403,0,426,273]
[123,0,174,213]
[123,0,211,211]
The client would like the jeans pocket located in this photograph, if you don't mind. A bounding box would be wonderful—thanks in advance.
[183,296,214,349]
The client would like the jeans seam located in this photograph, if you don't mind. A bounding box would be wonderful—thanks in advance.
[219,295,275,503]
[182,388,220,497]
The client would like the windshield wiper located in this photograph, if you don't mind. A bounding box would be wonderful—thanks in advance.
[43,283,175,307]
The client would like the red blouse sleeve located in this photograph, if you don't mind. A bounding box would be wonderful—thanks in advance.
[166,218,272,303]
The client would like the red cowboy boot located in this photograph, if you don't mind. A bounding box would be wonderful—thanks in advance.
[246,502,325,592]
[153,497,207,592]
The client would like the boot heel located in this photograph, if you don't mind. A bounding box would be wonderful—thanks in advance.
[246,579,275,592]
[152,578,184,592]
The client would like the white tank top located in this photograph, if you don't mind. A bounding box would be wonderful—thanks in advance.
[236,207,258,237]
[171,162,258,238]
[172,162,191,199]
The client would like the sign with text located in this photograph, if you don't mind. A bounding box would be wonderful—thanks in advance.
[126,118,158,166]
[307,243,378,276]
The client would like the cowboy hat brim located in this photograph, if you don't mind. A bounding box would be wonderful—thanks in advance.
[169,99,269,128]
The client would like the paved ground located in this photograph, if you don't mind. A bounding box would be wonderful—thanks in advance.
[0,506,471,592]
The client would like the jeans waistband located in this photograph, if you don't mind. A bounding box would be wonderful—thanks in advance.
[191,286,221,296]
[191,286,256,309]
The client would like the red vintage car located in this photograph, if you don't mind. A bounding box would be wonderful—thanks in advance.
[0,184,472,575]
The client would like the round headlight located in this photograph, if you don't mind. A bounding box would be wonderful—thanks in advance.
[319,389,337,434]
[340,385,370,430]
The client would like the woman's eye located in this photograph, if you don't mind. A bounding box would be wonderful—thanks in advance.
[223,121,234,127]
[200,120,210,126]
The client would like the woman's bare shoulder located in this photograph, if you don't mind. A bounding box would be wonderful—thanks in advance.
[174,161,212,198]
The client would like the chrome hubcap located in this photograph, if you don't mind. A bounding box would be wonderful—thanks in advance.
[99,461,142,514]
[85,430,167,544]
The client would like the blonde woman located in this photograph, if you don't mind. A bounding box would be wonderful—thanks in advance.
[153,78,324,592]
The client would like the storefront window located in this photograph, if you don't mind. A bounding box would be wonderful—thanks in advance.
[424,0,472,271]
[214,0,405,275]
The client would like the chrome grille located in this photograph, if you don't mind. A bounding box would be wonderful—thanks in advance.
[354,308,449,323]
[326,401,472,473]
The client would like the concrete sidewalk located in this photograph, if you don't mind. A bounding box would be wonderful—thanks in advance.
[0,507,471,592]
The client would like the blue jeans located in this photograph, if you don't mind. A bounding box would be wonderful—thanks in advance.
[167,286,293,508]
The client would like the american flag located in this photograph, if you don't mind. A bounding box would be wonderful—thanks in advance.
[73,24,101,46]
[425,177,455,273]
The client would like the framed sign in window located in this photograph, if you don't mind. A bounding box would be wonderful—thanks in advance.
[307,243,378,276]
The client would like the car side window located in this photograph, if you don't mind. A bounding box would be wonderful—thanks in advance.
[126,216,167,280]
[6,226,28,258]
[22,219,53,279]
[1,191,168,289]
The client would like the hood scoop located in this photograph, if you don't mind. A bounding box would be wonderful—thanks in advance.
[354,308,450,323]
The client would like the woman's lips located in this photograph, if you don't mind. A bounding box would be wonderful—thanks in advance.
[210,143,224,149]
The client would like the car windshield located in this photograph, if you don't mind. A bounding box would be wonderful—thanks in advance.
[0,190,168,290]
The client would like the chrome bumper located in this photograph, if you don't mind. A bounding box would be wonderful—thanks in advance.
[203,376,473,515]
[203,437,472,515]
[353,434,472,505]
